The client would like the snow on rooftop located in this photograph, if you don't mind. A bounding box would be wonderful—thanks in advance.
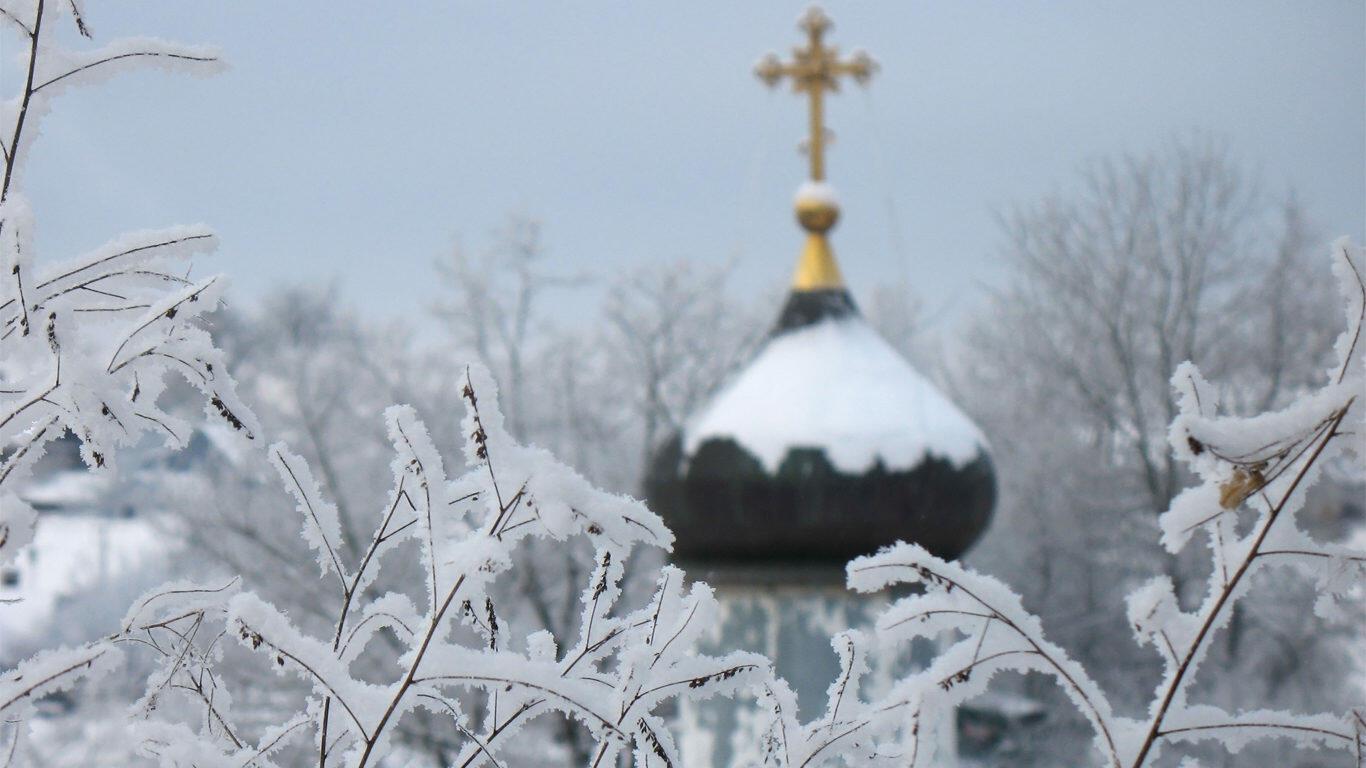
[18,470,111,509]
[0,515,163,656]
[684,316,987,474]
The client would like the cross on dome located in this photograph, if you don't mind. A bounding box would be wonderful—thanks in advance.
[754,6,877,182]
[754,6,877,292]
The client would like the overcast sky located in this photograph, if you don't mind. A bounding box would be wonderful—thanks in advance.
[16,1,1366,336]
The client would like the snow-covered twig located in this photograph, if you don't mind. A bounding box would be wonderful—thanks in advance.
[838,546,1123,767]
[123,367,768,766]
[1124,238,1365,765]
[0,1,248,759]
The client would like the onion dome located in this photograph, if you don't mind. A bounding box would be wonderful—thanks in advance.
[645,182,996,575]
[646,6,994,577]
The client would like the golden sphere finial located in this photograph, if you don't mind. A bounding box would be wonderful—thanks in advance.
[794,181,840,234]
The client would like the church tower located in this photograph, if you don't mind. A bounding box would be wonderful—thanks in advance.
[645,7,997,764]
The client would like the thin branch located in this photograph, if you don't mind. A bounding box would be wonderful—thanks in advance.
[353,569,472,767]
[234,621,369,739]
[0,233,206,318]
[415,672,624,739]
[1129,401,1353,766]
[1157,720,1353,742]
[0,0,42,207]
[393,419,439,611]
[849,559,1122,766]
[33,50,218,93]
[826,634,856,728]
[1257,549,1366,564]
[0,416,56,487]
[10,260,29,339]
[0,6,33,37]
[106,276,220,373]
[243,716,308,766]
[1336,246,1364,385]
[65,0,89,37]
[417,693,506,768]
[122,578,239,632]
[0,647,106,714]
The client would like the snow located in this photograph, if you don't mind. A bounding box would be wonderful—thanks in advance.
[0,513,163,656]
[795,180,838,205]
[2,11,222,202]
[684,316,988,474]
[0,494,37,567]
[270,443,348,582]
[17,468,111,509]
[458,364,672,552]
[385,404,453,608]
[33,37,224,96]
[0,642,120,715]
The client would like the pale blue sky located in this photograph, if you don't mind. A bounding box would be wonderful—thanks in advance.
[15,2,1366,333]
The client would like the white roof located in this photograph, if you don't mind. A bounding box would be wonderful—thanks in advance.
[0,515,163,656]
[18,469,110,509]
[684,316,987,474]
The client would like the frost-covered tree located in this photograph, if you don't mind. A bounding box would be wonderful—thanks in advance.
[959,137,1356,760]
[978,137,1338,522]
[534,330,633,492]
[121,368,769,767]
[600,257,766,491]
[434,237,765,760]
[434,215,579,441]
[434,225,763,495]
[127,289,483,765]
[0,0,255,759]
[4,8,1359,764]
[116,239,1363,768]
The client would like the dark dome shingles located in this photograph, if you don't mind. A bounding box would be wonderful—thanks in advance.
[646,433,996,568]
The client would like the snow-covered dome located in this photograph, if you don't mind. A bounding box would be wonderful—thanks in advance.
[684,317,986,475]
[646,183,995,574]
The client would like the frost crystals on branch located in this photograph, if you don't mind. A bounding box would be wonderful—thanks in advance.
[131,367,764,767]
[1125,237,1365,765]
[0,1,251,760]
[832,546,1125,767]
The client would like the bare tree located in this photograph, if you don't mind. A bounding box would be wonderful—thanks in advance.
[434,215,578,440]
[601,258,765,489]
[976,137,1337,520]
[959,137,1355,761]
[536,330,632,491]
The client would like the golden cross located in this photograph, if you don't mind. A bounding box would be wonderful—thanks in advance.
[755,6,877,182]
